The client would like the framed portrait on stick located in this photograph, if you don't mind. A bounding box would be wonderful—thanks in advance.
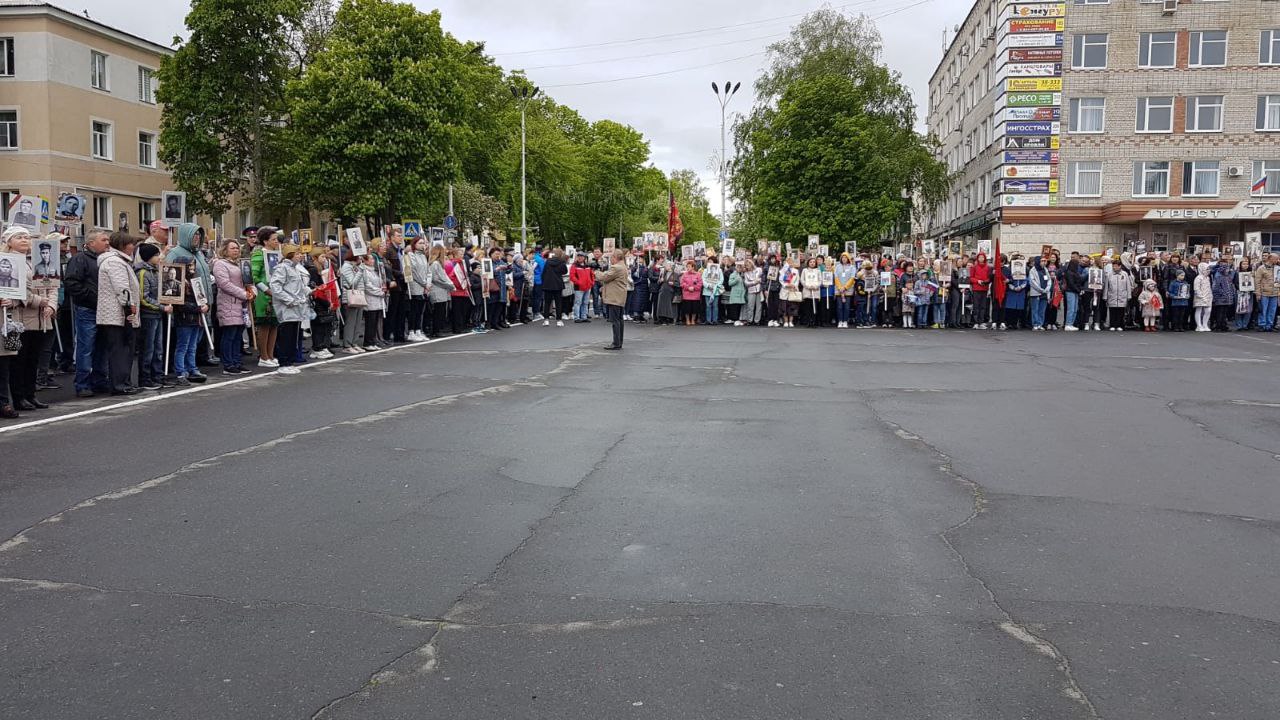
[162,191,186,226]
[1010,258,1027,281]
[0,252,28,300]
[158,263,187,305]
[345,227,368,257]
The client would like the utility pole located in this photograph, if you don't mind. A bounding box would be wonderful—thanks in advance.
[510,84,540,249]
[712,81,741,239]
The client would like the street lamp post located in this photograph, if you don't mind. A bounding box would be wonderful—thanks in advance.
[712,80,741,240]
[509,84,541,249]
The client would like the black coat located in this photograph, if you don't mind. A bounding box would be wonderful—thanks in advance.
[64,249,101,308]
[542,257,568,292]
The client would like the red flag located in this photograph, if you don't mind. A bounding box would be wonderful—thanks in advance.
[993,237,1007,306]
[667,188,683,255]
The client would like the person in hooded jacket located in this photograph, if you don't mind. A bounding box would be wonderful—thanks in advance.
[1027,256,1051,331]
[165,224,212,384]
[540,250,568,327]
[1209,257,1237,332]
[1193,262,1213,331]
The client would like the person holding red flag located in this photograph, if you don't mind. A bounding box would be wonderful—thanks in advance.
[992,239,1007,330]
[668,186,683,256]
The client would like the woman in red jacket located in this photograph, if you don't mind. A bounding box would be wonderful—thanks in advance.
[970,252,992,329]
[569,253,595,323]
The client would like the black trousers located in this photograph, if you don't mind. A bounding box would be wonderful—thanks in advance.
[408,296,426,333]
[431,301,448,337]
[1168,305,1188,330]
[386,291,407,341]
[488,301,504,329]
[99,325,135,391]
[1211,304,1233,331]
[450,298,471,334]
[606,304,624,347]
[1108,306,1126,329]
[542,289,560,319]
[11,330,48,401]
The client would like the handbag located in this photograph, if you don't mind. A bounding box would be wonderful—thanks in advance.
[2,314,24,352]
[346,288,367,308]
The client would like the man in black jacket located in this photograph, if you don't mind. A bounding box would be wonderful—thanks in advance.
[1063,252,1086,330]
[64,231,111,396]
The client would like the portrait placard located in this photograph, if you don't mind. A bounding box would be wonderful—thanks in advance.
[189,275,209,308]
[345,227,368,257]
[845,241,858,256]
[949,240,963,258]
[162,191,186,226]
[1239,271,1255,293]
[158,262,187,305]
[807,235,820,251]
[864,269,880,291]
[55,193,86,221]
[721,238,735,257]
[480,258,494,279]
[603,238,616,253]
[6,195,41,232]
[921,239,936,257]
[1011,258,1027,280]
[0,252,28,300]
[30,238,61,282]
[977,239,992,257]
[299,229,313,252]
[681,245,694,260]
[821,271,834,287]
[264,250,282,276]
[1087,267,1104,290]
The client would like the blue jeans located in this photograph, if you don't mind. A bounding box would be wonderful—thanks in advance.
[220,323,244,370]
[836,296,851,323]
[933,301,946,327]
[1258,295,1278,330]
[574,290,590,320]
[139,315,166,382]
[915,305,929,326]
[705,297,719,324]
[73,305,108,392]
[866,296,879,326]
[1030,295,1048,328]
[591,285,603,316]
[1064,292,1079,328]
[175,325,200,377]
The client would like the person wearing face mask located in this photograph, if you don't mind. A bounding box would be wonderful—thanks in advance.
[269,245,309,375]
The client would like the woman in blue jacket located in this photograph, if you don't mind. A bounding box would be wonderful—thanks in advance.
[1003,257,1029,330]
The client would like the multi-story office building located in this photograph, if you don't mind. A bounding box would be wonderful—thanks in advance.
[0,1,263,239]
[921,0,1280,256]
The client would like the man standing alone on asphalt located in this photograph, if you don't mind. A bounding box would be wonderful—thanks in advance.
[595,249,628,350]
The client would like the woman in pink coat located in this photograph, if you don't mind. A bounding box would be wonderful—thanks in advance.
[212,240,253,374]
[680,260,703,326]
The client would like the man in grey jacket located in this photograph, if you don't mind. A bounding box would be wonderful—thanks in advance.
[595,250,629,351]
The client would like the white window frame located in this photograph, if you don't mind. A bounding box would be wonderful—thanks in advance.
[92,195,111,230]
[1133,161,1170,198]
[139,200,156,226]
[1067,161,1103,197]
[0,37,14,77]
[0,107,17,150]
[1182,161,1221,198]
[1069,97,1106,133]
[1253,160,1280,197]
[1139,32,1177,69]
[90,118,113,160]
[1136,97,1174,133]
[1189,31,1228,68]
[138,129,156,168]
[1186,96,1224,133]
[90,50,108,91]
[137,66,156,104]
[1258,95,1280,132]
[1263,30,1280,66]
[1071,33,1109,69]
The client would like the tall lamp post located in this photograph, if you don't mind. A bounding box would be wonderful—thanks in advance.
[712,80,741,239]
[509,84,541,249]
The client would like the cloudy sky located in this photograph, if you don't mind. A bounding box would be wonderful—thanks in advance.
[81,0,970,215]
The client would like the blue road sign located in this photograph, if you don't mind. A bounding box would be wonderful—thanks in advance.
[444,215,457,230]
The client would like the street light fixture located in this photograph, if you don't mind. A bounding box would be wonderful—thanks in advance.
[712,81,741,240]
[509,83,541,250]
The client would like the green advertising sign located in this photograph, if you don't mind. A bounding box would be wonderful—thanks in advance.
[1006,92,1061,107]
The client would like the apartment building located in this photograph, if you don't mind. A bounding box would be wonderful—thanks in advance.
[920,0,1280,256]
[0,1,269,240]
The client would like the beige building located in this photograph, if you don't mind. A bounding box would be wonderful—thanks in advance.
[921,0,1280,257]
[0,1,268,241]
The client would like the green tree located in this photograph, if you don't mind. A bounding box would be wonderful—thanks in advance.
[731,8,949,249]
[157,0,311,218]
[281,0,468,224]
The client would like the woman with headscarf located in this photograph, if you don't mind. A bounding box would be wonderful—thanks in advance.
[2,226,60,409]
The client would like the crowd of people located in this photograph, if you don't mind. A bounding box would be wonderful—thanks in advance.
[3,221,1277,421]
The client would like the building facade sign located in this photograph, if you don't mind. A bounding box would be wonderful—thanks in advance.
[1142,202,1279,221]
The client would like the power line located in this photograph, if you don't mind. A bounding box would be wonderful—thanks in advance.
[492,0,886,57]
[522,30,790,71]
[542,50,769,89]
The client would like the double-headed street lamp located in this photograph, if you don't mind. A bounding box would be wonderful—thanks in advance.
[712,80,741,239]
[509,84,541,249]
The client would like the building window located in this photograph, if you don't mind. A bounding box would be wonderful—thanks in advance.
[1253,160,1280,196]
[1139,32,1177,68]
[1071,33,1109,68]
[138,67,156,104]
[0,37,14,77]
[90,50,108,91]
[1258,95,1280,131]
[0,110,16,149]
[1069,98,1105,133]
[1067,161,1103,197]
[1186,96,1224,132]
[1262,232,1280,252]
[92,195,111,229]
[91,120,113,159]
[1182,161,1220,197]
[1133,161,1170,197]
[1189,31,1227,67]
[138,131,156,168]
[139,201,155,226]
[1137,97,1174,133]
[1263,30,1280,65]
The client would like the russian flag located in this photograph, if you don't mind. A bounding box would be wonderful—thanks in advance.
[1254,175,1269,194]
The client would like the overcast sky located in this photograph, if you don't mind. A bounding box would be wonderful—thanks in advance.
[80,0,970,216]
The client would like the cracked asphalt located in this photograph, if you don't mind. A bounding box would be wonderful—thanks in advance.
[2,324,1279,719]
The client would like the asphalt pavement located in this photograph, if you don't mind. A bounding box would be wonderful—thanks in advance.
[2,321,1278,719]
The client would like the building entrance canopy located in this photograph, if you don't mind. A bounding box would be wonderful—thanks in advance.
[1143,201,1279,222]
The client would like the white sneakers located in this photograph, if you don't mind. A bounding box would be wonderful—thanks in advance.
[276,366,301,375]
[767,320,778,327]
[309,350,334,360]
[734,321,744,327]
[406,331,426,342]
[258,358,279,368]
[556,320,565,327]
[1064,325,1078,332]
[543,320,550,327]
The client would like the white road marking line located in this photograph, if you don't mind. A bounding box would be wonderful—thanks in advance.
[0,328,512,436]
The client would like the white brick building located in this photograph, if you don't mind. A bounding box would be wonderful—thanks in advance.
[920,0,1280,257]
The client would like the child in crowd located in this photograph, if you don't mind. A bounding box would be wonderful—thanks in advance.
[1138,279,1163,333]
[1167,271,1190,332]
[135,243,170,390]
